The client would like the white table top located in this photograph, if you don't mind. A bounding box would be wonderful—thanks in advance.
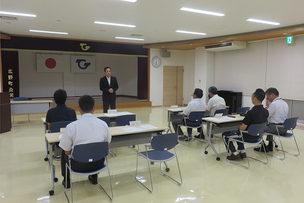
[202,115,244,124]
[167,108,185,112]
[11,100,53,104]
[45,123,168,143]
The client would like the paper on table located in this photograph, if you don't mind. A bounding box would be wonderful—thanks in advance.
[104,113,118,117]
[59,134,63,139]
[122,127,144,133]
[139,124,158,130]
[118,112,133,115]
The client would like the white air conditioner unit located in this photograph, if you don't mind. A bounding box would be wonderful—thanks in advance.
[204,41,246,52]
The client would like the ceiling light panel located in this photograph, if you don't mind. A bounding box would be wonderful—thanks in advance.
[121,0,137,2]
[94,21,135,28]
[176,30,206,35]
[115,37,144,41]
[29,30,68,35]
[246,18,280,25]
[180,7,225,17]
[0,11,36,17]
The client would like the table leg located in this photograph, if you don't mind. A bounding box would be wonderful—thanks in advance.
[167,111,173,133]
[48,143,57,196]
[204,121,220,161]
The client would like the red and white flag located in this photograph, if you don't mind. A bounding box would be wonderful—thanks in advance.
[37,53,64,72]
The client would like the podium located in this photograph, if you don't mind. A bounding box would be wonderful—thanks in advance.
[0,92,12,133]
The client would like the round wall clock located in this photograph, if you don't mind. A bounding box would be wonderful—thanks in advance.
[151,56,161,68]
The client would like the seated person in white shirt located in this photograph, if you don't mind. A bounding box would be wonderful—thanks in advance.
[171,88,207,141]
[254,87,288,152]
[59,95,111,188]
[205,86,226,116]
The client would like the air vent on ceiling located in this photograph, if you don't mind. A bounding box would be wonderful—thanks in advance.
[0,16,18,21]
[130,34,142,37]
[204,41,246,52]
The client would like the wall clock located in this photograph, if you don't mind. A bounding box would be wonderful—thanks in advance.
[151,56,161,68]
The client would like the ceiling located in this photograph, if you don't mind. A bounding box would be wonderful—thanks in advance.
[1,0,304,50]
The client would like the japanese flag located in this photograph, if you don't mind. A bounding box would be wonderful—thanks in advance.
[37,53,64,72]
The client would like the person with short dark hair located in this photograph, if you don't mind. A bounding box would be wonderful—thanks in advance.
[59,95,111,188]
[99,67,119,113]
[205,86,226,116]
[46,89,77,129]
[171,88,207,141]
[254,87,289,152]
[222,88,269,160]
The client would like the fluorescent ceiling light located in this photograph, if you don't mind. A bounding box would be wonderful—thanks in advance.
[246,18,280,25]
[115,37,144,41]
[0,11,36,17]
[29,30,68,35]
[176,30,206,35]
[180,7,224,17]
[121,0,137,2]
[94,21,135,28]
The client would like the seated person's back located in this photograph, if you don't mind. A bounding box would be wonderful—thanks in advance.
[206,86,226,116]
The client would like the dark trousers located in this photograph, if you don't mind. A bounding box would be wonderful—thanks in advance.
[222,130,259,153]
[265,123,287,142]
[172,118,201,136]
[61,150,105,180]
[103,97,116,113]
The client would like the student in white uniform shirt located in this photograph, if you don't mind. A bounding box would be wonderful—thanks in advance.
[254,87,288,152]
[171,88,206,141]
[205,86,226,116]
[59,95,111,188]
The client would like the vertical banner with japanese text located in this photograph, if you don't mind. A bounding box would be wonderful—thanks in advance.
[1,51,19,99]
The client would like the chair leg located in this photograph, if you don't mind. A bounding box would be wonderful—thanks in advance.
[97,158,113,201]
[135,150,153,193]
[272,136,286,160]
[159,149,182,185]
[273,135,300,160]
[64,163,73,203]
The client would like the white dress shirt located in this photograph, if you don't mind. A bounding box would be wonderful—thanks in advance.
[206,94,226,116]
[268,97,289,124]
[183,98,207,116]
[59,113,111,152]
[107,76,111,85]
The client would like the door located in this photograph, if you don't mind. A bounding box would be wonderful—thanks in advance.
[163,66,183,106]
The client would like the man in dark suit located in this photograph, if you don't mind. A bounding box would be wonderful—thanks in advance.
[99,67,119,113]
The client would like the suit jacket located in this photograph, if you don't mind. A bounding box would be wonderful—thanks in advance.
[99,76,119,101]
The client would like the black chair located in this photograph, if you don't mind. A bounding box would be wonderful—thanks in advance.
[64,142,113,202]
[265,117,300,160]
[135,133,182,193]
[116,114,136,126]
[214,108,229,116]
[97,116,111,126]
[227,123,267,169]
[236,107,250,115]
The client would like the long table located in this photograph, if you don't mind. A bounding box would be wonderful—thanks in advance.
[167,108,185,133]
[202,115,244,161]
[45,124,167,196]
[11,100,52,122]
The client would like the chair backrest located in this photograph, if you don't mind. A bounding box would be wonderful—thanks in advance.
[214,108,229,116]
[116,114,136,126]
[188,111,205,122]
[283,117,298,130]
[72,142,108,163]
[151,133,178,151]
[50,121,72,133]
[13,97,28,101]
[97,116,111,126]
[236,107,250,115]
[246,123,266,137]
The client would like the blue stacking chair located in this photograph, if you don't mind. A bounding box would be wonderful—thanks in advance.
[135,133,182,193]
[236,107,250,115]
[64,142,113,202]
[265,117,300,160]
[227,123,267,169]
[97,116,111,126]
[115,114,136,126]
[214,108,229,116]
[181,111,205,146]
[49,121,72,133]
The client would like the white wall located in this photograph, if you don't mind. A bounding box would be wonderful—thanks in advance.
[18,51,138,97]
[149,49,196,106]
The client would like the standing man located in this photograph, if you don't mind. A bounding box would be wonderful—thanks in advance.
[59,95,111,188]
[205,86,226,116]
[254,87,288,152]
[222,89,269,160]
[172,88,206,141]
[99,67,119,113]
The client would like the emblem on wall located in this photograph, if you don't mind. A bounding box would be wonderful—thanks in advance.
[80,43,90,51]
